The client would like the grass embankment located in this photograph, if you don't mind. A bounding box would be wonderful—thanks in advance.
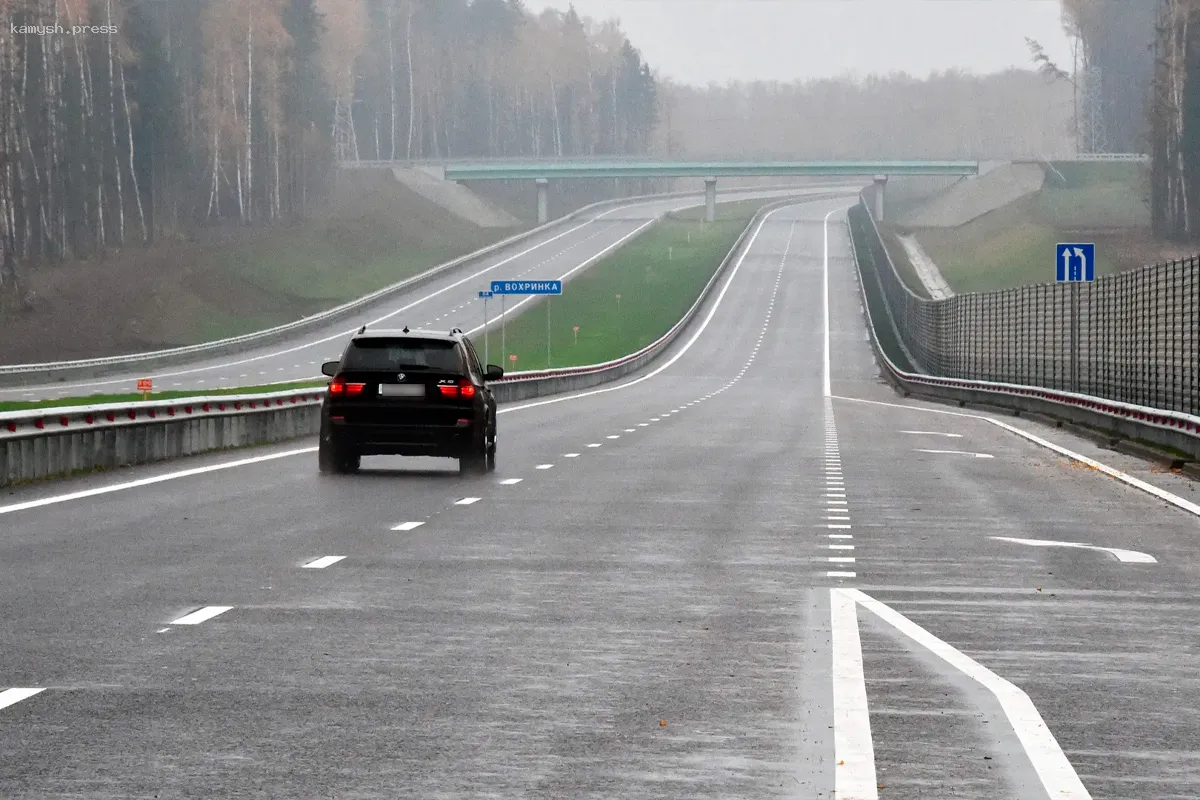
[479,213,754,371]
[897,162,1157,294]
[0,380,326,413]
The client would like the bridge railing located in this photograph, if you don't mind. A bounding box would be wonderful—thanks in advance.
[848,195,1200,420]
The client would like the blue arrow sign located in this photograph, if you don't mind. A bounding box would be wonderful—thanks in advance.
[490,280,563,295]
[478,290,493,299]
[1056,243,1095,282]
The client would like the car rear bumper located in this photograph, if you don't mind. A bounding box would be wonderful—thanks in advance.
[328,419,482,457]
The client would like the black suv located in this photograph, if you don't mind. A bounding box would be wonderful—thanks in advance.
[318,327,503,475]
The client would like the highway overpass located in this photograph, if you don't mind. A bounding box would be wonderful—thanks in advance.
[345,158,980,223]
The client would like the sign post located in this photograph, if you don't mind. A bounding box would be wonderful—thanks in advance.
[478,290,493,366]
[1055,243,1095,392]
[137,378,152,401]
[489,280,564,372]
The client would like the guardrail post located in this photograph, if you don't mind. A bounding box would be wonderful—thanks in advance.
[1075,281,1084,393]
[873,175,888,222]
[704,177,717,223]
[536,178,549,225]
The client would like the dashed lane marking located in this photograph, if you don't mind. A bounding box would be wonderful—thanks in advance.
[499,478,523,485]
[536,464,554,470]
[455,497,482,505]
[915,449,994,459]
[392,521,425,530]
[302,556,346,569]
[991,536,1156,564]
[170,606,233,625]
[0,688,45,711]
[587,443,602,448]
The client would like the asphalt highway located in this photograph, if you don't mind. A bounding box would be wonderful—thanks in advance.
[0,186,847,402]
[1,194,1198,798]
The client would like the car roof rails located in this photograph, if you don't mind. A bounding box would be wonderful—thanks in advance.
[402,325,410,334]
[357,324,367,334]
[450,327,463,335]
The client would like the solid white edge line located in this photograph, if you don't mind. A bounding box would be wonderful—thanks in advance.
[844,588,1092,799]
[830,588,878,799]
[0,687,45,710]
[0,447,318,516]
[170,606,233,625]
[822,206,846,399]
[302,555,346,569]
[833,394,1200,519]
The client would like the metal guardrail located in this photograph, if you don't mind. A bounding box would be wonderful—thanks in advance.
[846,193,1200,459]
[0,195,813,445]
[850,197,1199,417]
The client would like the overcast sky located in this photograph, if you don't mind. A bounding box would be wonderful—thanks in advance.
[522,0,1075,85]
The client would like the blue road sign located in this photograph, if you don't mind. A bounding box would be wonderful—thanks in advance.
[1056,243,1095,282]
[490,280,563,295]
[478,290,493,299]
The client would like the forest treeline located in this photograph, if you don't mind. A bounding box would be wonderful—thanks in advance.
[655,70,1074,159]
[0,0,658,287]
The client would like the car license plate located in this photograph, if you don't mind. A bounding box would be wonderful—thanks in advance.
[379,383,425,398]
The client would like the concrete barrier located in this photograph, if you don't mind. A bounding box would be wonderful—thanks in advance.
[0,195,820,487]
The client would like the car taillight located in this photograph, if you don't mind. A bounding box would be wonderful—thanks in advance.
[329,378,365,396]
[437,380,477,398]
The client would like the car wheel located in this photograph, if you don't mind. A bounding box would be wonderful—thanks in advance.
[319,434,358,475]
[485,441,496,472]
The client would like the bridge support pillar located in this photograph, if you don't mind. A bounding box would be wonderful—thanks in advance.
[704,177,717,223]
[873,175,888,221]
[536,178,549,225]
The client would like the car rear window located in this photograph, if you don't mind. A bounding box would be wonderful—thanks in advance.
[341,338,464,372]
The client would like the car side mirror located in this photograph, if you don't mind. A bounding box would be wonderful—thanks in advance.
[485,365,504,381]
[321,360,339,377]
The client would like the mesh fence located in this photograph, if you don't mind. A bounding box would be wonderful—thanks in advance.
[848,200,1200,416]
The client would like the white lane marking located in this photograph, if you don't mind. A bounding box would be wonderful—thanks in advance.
[830,589,878,799]
[828,524,853,529]
[607,435,620,439]
[826,516,851,520]
[901,430,964,438]
[0,688,45,711]
[0,447,318,517]
[499,478,523,485]
[844,588,1092,799]
[835,394,1200,521]
[624,429,636,433]
[915,448,994,459]
[587,443,602,448]
[302,556,346,569]
[563,453,580,458]
[536,464,554,470]
[455,497,482,505]
[650,418,661,422]
[822,206,848,399]
[991,536,1156,564]
[171,606,233,625]
[829,557,856,563]
[829,544,855,550]
[828,571,857,578]
[828,534,854,539]
[392,521,425,530]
